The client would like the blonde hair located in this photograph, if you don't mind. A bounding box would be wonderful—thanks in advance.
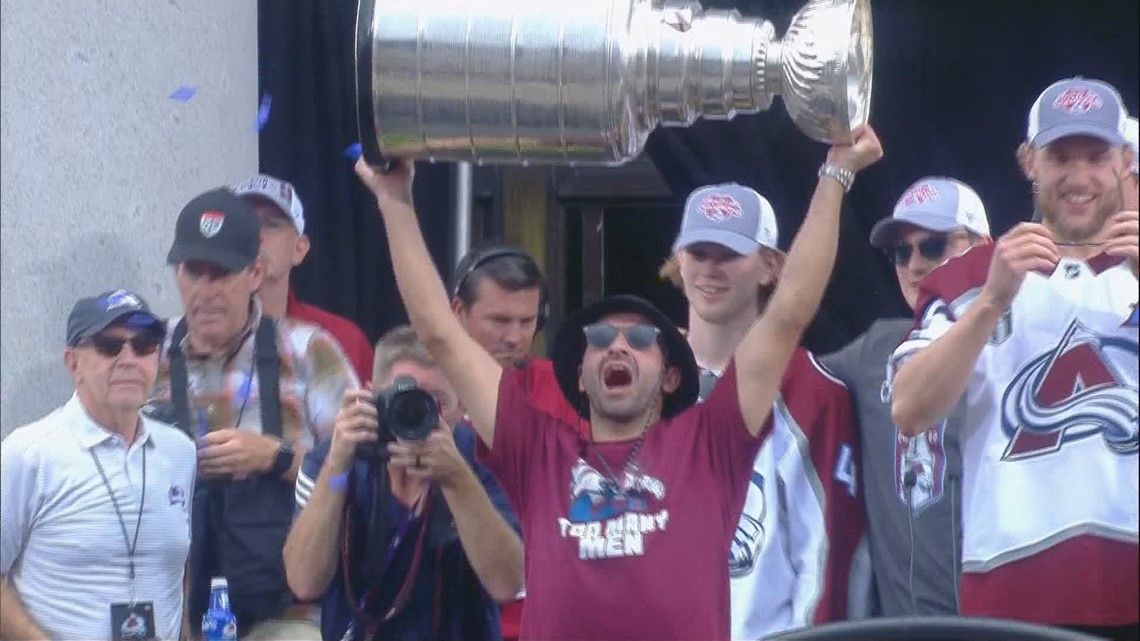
[372,325,437,385]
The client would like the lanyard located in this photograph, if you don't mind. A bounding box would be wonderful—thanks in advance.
[90,444,147,605]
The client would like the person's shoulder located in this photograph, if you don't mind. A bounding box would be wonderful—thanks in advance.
[786,346,848,393]
[289,299,369,346]
[146,418,194,452]
[2,405,71,459]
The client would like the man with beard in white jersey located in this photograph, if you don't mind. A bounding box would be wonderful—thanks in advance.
[891,77,1139,639]
[660,183,867,638]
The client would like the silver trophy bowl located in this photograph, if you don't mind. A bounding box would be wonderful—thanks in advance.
[355,0,872,167]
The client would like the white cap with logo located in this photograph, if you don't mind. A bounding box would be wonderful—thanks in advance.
[672,183,780,256]
[1026,77,1128,148]
[231,174,306,235]
[870,177,990,248]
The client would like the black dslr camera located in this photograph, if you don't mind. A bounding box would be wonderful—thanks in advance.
[358,375,438,462]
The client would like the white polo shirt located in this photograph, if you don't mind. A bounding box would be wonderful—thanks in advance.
[1,394,196,640]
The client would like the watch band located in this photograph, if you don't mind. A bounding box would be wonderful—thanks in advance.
[818,163,855,193]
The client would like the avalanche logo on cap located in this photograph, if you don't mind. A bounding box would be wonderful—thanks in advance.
[104,289,142,311]
[1053,88,1103,115]
[698,194,743,223]
[199,211,225,238]
[901,183,939,208]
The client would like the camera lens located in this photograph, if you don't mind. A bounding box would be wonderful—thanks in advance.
[392,393,430,426]
[385,389,439,441]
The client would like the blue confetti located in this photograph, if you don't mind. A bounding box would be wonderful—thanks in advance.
[169,85,198,102]
[253,94,272,133]
[343,143,363,161]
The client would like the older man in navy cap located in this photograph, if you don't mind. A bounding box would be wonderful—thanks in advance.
[1,289,196,640]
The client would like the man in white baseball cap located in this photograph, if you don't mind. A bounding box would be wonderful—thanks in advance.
[869,177,991,309]
[824,176,991,617]
[891,77,1139,637]
[232,175,374,383]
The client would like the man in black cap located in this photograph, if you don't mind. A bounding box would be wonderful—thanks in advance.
[153,187,358,639]
[352,123,882,641]
[2,290,196,641]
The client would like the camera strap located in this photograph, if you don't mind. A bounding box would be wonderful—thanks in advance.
[343,480,434,638]
[166,316,283,439]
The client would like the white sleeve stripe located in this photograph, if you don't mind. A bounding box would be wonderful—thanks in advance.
[295,487,310,508]
[296,471,315,491]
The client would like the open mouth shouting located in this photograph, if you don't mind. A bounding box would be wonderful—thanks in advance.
[601,359,635,394]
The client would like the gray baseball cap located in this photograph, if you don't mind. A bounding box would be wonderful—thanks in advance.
[66,289,163,347]
[870,177,990,248]
[672,183,780,256]
[1027,78,1128,148]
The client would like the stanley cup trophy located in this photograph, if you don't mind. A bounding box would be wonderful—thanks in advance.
[355,0,872,167]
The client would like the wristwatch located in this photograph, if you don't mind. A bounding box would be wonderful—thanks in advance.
[269,443,295,478]
[818,163,855,193]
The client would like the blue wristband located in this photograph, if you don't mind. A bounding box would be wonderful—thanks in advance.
[329,472,349,493]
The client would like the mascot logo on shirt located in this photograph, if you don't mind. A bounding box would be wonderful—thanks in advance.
[120,613,149,638]
[1001,320,1138,461]
[728,471,768,577]
[894,423,948,511]
[557,459,669,561]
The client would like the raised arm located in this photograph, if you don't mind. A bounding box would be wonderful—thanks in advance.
[891,224,1058,435]
[355,161,504,447]
[733,126,884,435]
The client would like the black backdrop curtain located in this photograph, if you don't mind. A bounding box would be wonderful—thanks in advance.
[259,0,1139,353]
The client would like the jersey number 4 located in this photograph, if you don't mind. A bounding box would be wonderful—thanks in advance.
[834,444,857,497]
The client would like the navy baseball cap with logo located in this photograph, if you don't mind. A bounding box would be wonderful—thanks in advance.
[870,177,991,248]
[166,188,261,272]
[1026,77,1128,148]
[67,289,163,347]
[672,183,781,256]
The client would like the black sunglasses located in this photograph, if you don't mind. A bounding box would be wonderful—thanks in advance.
[78,333,162,358]
[888,235,951,266]
[583,323,661,351]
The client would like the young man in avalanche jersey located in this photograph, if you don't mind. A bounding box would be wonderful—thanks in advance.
[660,183,866,637]
[891,77,1139,640]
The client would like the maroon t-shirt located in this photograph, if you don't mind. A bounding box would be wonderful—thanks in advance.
[479,362,767,641]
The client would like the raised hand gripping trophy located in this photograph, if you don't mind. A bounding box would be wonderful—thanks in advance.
[355,0,872,167]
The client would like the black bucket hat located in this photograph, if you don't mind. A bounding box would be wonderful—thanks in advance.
[550,295,699,420]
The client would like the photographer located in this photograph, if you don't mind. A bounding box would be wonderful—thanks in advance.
[283,325,523,641]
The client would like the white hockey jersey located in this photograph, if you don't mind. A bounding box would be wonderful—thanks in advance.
[889,246,1138,625]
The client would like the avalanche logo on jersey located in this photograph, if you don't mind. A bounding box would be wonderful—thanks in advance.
[894,424,947,511]
[557,459,669,561]
[1000,320,1138,461]
[728,471,767,577]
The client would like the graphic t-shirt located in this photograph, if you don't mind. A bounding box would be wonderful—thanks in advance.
[479,362,766,641]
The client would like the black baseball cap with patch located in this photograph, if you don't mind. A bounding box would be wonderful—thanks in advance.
[66,289,163,347]
[166,188,261,272]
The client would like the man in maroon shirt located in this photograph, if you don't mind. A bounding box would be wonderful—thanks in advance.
[353,125,881,640]
[232,174,374,383]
